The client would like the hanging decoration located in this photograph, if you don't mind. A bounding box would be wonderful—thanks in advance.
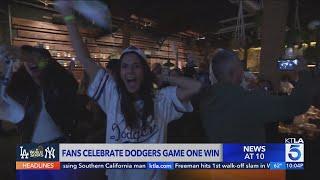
[163,59,174,68]
[245,0,264,47]
[285,0,304,58]
[294,0,302,44]
[231,0,246,49]
[294,0,301,33]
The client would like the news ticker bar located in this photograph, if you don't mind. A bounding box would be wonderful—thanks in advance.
[17,142,304,162]
[16,162,304,170]
[17,139,305,171]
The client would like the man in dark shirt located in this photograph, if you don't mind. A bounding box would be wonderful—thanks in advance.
[200,49,319,143]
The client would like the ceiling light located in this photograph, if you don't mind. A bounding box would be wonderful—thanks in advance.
[307,64,316,67]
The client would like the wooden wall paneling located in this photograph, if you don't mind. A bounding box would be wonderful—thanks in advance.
[12,17,94,36]
[13,25,68,36]
[96,46,121,54]
[102,32,158,48]
[96,34,123,45]
[13,39,39,47]
[95,42,123,48]
[13,39,72,51]
[13,37,71,45]
[17,29,70,42]
[11,16,206,81]
[130,40,157,49]
[13,18,195,56]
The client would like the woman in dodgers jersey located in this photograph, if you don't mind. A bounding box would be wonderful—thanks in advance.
[55,1,202,180]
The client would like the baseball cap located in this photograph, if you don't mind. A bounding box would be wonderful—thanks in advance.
[120,46,148,61]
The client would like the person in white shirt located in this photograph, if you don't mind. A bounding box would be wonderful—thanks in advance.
[55,2,202,180]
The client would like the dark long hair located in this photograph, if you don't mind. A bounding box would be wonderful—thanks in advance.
[6,45,77,117]
[6,46,78,140]
[113,53,155,129]
[7,46,77,116]
[7,45,41,105]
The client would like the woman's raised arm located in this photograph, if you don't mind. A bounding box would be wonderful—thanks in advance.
[55,0,100,83]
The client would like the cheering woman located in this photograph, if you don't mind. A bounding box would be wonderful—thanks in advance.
[55,1,201,180]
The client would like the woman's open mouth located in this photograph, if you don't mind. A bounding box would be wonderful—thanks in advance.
[126,76,137,87]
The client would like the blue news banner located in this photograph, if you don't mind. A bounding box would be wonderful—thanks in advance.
[60,143,303,170]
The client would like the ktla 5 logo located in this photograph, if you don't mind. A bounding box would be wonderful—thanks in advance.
[285,138,304,162]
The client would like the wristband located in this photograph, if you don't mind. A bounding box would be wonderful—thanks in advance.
[64,15,75,22]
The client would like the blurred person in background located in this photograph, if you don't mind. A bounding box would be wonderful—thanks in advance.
[169,67,182,77]
[183,66,197,79]
[106,58,120,75]
[279,74,295,95]
[197,62,210,89]
[240,70,258,91]
[77,71,106,143]
[151,62,162,75]
[151,62,166,88]
[257,79,274,95]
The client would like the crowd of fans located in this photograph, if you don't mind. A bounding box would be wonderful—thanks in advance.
[0,2,319,180]
[1,44,319,180]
